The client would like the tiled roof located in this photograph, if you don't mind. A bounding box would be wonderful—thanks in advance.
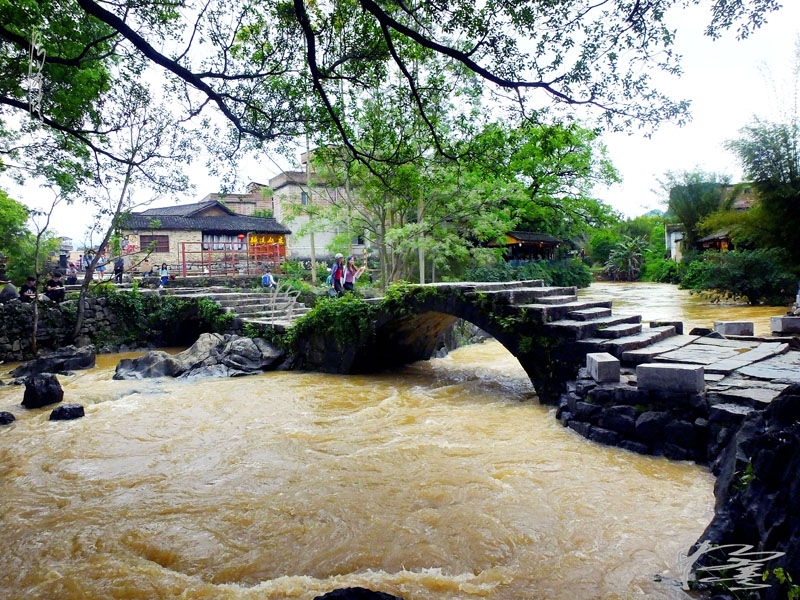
[124,214,291,234]
[138,200,235,217]
[506,231,561,244]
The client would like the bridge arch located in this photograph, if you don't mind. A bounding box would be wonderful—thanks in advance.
[290,282,586,403]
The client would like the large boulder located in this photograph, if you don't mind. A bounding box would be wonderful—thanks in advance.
[49,404,85,421]
[0,411,15,425]
[690,384,800,599]
[22,373,64,408]
[114,333,285,380]
[114,351,183,379]
[12,345,96,377]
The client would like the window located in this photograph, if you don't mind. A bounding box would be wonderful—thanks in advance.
[140,234,169,252]
[301,191,309,205]
[202,233,246,251]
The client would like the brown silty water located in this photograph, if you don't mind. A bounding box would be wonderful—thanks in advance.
[1,342,714,599]
[579,281,790,336]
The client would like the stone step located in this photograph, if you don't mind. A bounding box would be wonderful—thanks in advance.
[567,306,613,321]
[224,304,310,317]
[619,334,700,365]
[530,286,578,298]
[594,322,643,339]
[577,326,677,360]
[547,314,641,340]
[212,297,297,308]
[533,294,579,305]
[517,300,614,323]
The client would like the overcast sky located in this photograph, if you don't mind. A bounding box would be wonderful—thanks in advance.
[4,3,798,245]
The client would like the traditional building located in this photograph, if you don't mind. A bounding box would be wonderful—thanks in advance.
[268,151,368,261]
[490,231,562,261]
[120,200,290,276]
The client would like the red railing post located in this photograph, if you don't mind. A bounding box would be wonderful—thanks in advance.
[181,242,187,277]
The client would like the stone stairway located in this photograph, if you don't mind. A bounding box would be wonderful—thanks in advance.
[463,280,680,366]
[166,285,311,328]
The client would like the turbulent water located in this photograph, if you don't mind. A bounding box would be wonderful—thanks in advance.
[580,281,789,336]
[0,340,714,600]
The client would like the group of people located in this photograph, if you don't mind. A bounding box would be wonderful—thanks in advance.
[0,271,67,304]
[328,253,366,296]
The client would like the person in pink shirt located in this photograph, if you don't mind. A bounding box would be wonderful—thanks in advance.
[343,255,366,293]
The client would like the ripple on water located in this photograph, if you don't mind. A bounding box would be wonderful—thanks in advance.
[0,341,713,599]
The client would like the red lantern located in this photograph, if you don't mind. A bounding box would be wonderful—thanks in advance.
[237,234,245,240]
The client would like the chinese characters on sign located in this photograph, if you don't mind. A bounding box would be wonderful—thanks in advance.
[28,29,46,119]
[249,235,285,245]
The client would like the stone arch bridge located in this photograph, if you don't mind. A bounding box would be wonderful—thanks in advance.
[292,280,678,402]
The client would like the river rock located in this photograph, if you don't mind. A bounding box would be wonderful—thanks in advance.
[691,384,800,600]
[0,411,15,425]
[114,333,285,380]
[11,345,96,377]
[115,351,183,379]
[314,588,404,600]
[49,404,85,421]
[22,373,63,408]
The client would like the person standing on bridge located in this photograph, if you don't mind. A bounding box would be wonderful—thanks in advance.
[343,255,366,293]
[330,253,345,297]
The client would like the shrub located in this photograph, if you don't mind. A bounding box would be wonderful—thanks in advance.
[465,258,592,288]
[679,258,717,290]
[679,249,797,304]
[641,258,683,283]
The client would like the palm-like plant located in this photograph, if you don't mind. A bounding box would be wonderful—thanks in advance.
[604,235,647,281]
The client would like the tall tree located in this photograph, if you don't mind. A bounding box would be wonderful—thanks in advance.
[71,81,195,337]
[661,170,730,250]
[0,0,783,174]
[725,119,800,264]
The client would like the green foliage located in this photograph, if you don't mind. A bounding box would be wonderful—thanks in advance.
[727,117,800,264]
[93,286,197,344]
[465,258,591,288]
[251,209,274,219]
[680,249,797,304]
[763,568,800,600]
[732,462,755,492]
[242,322,261,339]
[197,298,236,333]
[287,294,380,349]
[641,258,684,283]
[679,259,715,290]
[588,229,622,265]
[604,235,648,281]
[661,170,730,248]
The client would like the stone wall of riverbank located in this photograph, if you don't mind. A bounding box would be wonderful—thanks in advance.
[0,292,227,362]
[555,366,758,466]
[0,298,117,362]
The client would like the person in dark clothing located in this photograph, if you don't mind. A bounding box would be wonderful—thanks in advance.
[19,277,37,302]
[45,272,65,302]
[113,256,125,283]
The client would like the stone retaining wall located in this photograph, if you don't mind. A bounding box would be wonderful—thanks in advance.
[0,298,120,362]
[555,367,756,466]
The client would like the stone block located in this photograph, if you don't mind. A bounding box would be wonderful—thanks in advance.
[618,439,650,455]
[714,321,754,336]
[598,405,636,435]
[771,316,800,334]
[635,411,671,441]
[586,352,620,382]
[588,426,619,446]
[568,420,591,437]
[573,401,602,421]
[636,362,705,393]
[650,320,684,335]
